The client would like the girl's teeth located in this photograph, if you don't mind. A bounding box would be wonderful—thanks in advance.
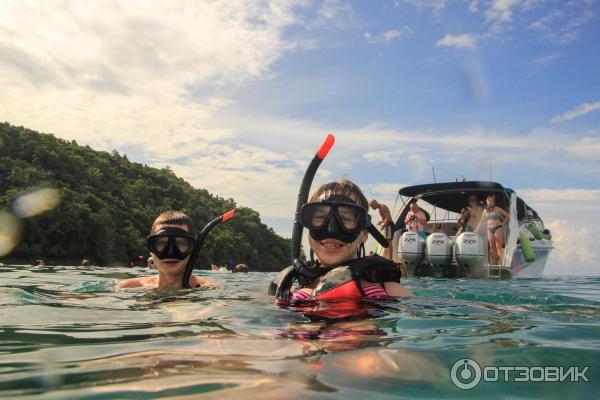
[323,243,340,248]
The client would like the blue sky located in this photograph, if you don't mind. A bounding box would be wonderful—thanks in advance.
[0,0,598,274]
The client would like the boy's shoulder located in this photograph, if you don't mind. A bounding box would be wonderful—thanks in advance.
[118,276,157,288]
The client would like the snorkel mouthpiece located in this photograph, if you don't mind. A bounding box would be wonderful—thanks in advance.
[181,208,236,288]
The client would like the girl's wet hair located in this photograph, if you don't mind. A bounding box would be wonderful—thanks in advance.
[309,179,369,208]
[151,210,194,234]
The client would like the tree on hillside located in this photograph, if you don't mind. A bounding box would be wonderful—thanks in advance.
[0,122,291,271]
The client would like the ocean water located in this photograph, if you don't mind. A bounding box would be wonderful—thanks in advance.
[0,265,598,399]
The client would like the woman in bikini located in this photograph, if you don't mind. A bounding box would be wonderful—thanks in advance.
[476,195,510,265]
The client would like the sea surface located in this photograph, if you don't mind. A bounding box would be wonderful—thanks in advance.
[0,265,598,399]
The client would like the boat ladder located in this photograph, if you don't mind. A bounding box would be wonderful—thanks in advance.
[487,265,510,279]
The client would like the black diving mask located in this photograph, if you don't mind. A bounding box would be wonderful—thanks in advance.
[300,195,370,244]
[147,227,196,260]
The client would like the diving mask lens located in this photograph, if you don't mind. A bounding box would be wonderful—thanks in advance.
[148,235,194,254]
[147,227,195,260]
[300,202,366,232]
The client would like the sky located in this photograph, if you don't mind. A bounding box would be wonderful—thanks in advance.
[0,0,599,275]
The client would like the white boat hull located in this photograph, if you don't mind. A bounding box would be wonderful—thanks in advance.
[510,245,552,278]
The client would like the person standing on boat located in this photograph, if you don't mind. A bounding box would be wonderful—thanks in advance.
[404,202,427,238]
[476,194,510,265]
[456,195,484,235]
[369,199,394,261]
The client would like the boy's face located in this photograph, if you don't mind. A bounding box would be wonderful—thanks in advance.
[149,223,192,274]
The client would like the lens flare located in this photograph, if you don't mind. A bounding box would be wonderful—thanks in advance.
[12,188,61,218]
[0,211,21,257]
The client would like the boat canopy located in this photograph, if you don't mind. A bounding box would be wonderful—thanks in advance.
[398,181,510,214]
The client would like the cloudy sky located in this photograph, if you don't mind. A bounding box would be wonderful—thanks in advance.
[1,0,598,275]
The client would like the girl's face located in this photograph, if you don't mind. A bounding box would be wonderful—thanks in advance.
[150,223,191,274]
[309,229,368,267]
[486,197,495,207]
[307,192,368,267]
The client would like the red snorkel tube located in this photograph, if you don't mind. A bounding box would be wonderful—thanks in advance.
[182,209,236,288]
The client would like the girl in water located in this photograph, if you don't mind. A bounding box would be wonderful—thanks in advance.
[289,179,413,300]
[476,195,510,265]
[118,210,217,289]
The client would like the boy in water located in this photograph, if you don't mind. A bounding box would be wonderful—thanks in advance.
[118,210,217,289]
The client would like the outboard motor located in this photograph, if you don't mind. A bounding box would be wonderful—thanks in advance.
[425,233,452,274]
[398,231,424,275]
[454,232,485,273]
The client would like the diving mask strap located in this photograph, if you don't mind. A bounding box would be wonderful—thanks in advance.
[367,224,390,248]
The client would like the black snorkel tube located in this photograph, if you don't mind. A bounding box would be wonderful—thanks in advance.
[282,134,390,298]
[182,209,236,288]
[290,134,336,282]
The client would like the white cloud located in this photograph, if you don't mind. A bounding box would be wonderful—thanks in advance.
[518,189,600,202]
[516,188,600,276]
[0,1,305,153]
[319,0,353,19]
[484,0,520,27]
[550,101,600,123]
[315,0,355,28]
[529,5,595,44]
[165,143,302,222]
[365,183,409,198]
[363,151,401,166]
[384,29,403,42]
[546,220,596,273]
[400,0,446,15]
[468,0,481,12]
[435,34,477,50]
[363,27,413,44]
[565,137,600,159]
[531,54,563,68]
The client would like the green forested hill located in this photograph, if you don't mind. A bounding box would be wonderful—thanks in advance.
[0,122,290,271]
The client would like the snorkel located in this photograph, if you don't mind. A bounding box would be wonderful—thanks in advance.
[291,134,336,282]
[182,209,236,288]
[288,135,390,286]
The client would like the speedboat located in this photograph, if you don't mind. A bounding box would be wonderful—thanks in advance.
[387,181,553,279]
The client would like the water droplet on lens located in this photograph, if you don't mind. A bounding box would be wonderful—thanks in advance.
[0,211,21,257]
[12,188,61,218]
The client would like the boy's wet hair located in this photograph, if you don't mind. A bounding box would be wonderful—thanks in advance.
[309,179,369,208]
[151,210,194,234]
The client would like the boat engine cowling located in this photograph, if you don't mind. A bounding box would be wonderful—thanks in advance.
[425,233,453,269]
[454,232,485,269]
[399,231,424,269]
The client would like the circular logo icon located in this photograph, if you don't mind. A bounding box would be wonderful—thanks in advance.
[450,358,482,390]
